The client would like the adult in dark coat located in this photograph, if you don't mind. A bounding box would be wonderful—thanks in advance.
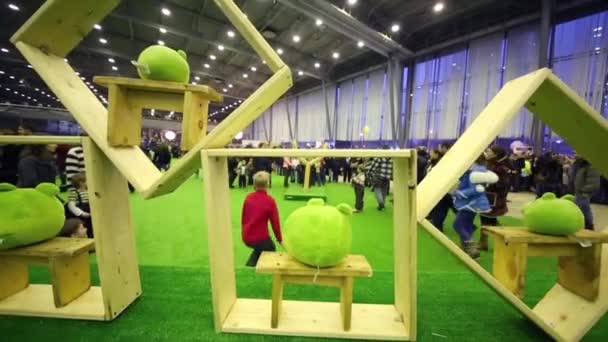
[479,145,511,250]
[17,144,58,188]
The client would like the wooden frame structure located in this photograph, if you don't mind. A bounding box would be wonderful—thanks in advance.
[0,136,141,320]
[202,148,417,340]
[417,68,608,342]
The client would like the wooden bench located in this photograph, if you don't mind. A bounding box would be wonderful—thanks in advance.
[482,227,608,301]
[0,237,95,308]
[94,76,222,150]
[256,252,373,331]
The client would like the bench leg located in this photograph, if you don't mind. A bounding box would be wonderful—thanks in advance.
[49,252,91,308]
[558,244,602,301]
[492,239,528,299]
[0,258,28,301]
[340,277,353,331]
[271,274,283,328]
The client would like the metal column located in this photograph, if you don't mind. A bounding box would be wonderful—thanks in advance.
[387,57,404,146]
[531,0,553,154]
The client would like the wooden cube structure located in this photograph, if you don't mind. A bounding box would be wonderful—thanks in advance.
[0,135,141,321]
[201,148,417,340]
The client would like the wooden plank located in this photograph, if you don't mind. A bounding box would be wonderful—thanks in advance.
[107,84,141,147]
[15,42,161,193]
[206,148,412,158]
[256,252,372,277]
[213,0,285,73]
[419,219,563,341]
[0,135,82,145]
[49,253,91,307]
[128,89,185,112]
[527,244,580,257]
[482,227,608,244]
[0,259,28,301]
[527,73,608,177]
[201,151,237,331]
[392,156,417,338]
[340,277,353,331]
[533,245,608,342]
[142,67,292,199]
[10,0,121,57]
[417,69,552,219]
[558,244,602,301]
[282,275,345,288]
[94,76,223,101]
[0,284,105,320]
[181,91,208,151]
[222,299,409,340]
[271,275,283,329]
[0,238,94,258]
[492,239,528,299]
[83,139,141,320]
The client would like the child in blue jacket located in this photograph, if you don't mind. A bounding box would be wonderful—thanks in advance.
[452,155,498,259]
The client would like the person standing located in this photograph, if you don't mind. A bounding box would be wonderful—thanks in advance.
[368,146,393,211]
[17,144,58,188]
[282,156,293,188]
[572,157,601,230]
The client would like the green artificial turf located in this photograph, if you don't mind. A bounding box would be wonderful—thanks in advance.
[1,175,607,341]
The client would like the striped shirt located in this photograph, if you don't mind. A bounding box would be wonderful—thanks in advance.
[68,188,89,204]
[369,157,393,181]
[65,146,85,182]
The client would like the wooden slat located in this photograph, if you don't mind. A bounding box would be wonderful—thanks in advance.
[0,135,82,145]
[340,277,353,331]
[49,253,91,307]
[84,139,141,320]
[527,244,580,256]
[181,91,209,151]
[256,252,372,277]
[527,73,608,177]
[222,299,409,340]
[128,90,185,112]
[492,240,528,299]
[271,275,283,329]
[0,259,29,301]
[94,76,223,102]
[0,237,94,258]
[0,284,106,320]
[281,275,345,287]
[15,42,160,193]
[558,244,602,301]
[201,152,237,331]
[10,0,121,57]
[213,0,285,73]
[206,148,412,158]
[142,67,293,199]
[107,84,141,147]
[482,227,608,244]
[417,68,551,219]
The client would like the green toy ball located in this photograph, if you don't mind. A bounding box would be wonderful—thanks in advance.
[0,183,65,250]
[132,45,190,83]
[283,199,352,267]
[523,192,584,236]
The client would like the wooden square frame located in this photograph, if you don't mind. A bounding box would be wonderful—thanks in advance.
[201,148,417,340]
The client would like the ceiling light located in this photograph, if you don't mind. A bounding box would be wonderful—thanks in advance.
[209,54,216,60]
[227,30,235,38]
[41,91,45,94]
[433,2,445,13]
[218,45,225,51]
[8,3,19,11]
[0,70,4,74]
[314,62,321,68]
[315,19,323,26]
[195,76,200,81]
[159,27,167,34]
[94,24,102,30]
[1,48,9,53]
[19,80,23,84]
[27,64,33,68]
[161,7,171,16]
[158,40,165,46]
[9,75,15,79]
[347,0,357,6]
[192,81,197,85]
[35,88,39,91]
[228,84,233,88]
[99,38,108,44]
[64,58,69,62]
[298,71,304,76]
[204,63,210,68]
[112,66,118,71]
[262,60,266,64]
[391,24,400,33]
[332,52,340,59]
[292,35,301,43]
[242,73,248,78]
[13,91,17,94]
[151,109,155,116]
[223,88,228,92]
[80,77,85,80]
[277,48,284,55]
[108,58,115,63]
[251,66,257,72]
[357,41,365,48]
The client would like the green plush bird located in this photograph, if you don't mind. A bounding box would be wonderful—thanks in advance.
[283,199,352,267]
[523,192,584,235]
[0,183,65,250]
[132,45,190,83]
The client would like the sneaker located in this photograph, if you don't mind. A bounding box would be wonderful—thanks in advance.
[463,240,480,259]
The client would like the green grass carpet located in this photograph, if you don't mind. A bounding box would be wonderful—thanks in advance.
[1,176,607,341]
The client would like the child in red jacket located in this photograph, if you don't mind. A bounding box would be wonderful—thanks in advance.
[242,171,282,267]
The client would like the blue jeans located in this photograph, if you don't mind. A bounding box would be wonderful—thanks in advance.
[575,195,594,229]
[453,209,477,243]
[374,179,390,208]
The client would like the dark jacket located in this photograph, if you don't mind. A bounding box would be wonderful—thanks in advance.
[17,155,57,188]
[484,156,511,217]
[573,160,601,199]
